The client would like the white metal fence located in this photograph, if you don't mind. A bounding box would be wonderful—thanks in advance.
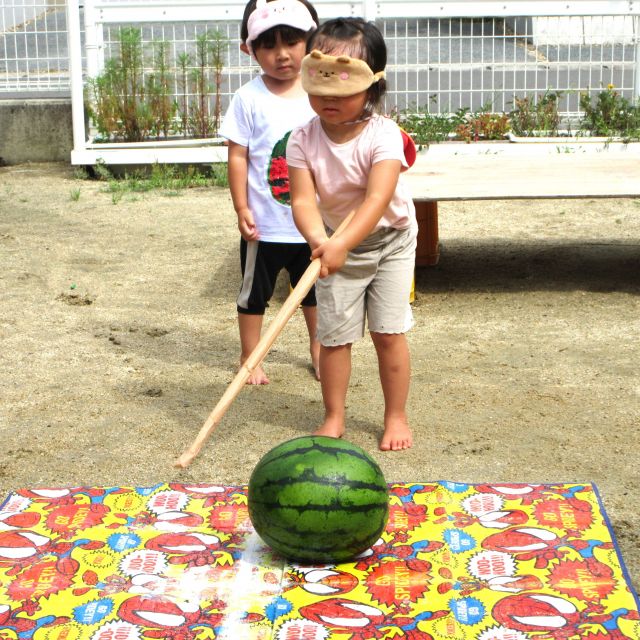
[3,1,640,111]
[0,0,70,93]
[383,13,640,116]
[4,1,639,162]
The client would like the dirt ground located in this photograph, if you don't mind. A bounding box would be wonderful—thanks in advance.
[0,162,638,592]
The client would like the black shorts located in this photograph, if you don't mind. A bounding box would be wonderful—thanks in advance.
[237,239,317,315]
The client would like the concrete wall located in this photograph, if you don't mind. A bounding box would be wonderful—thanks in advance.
[0,99,73,165]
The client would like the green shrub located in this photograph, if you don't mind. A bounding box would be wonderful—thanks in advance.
[579,84,640,139]
[86,27,227,143]
[392,101,468,146]
[509,90,562,137]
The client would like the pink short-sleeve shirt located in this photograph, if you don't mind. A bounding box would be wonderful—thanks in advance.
[286,114,416,233]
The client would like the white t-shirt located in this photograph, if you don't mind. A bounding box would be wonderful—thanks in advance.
[286,114,416,233]
[219,75,316,242]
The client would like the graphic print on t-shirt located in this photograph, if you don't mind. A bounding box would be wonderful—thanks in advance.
[267,131,292,206]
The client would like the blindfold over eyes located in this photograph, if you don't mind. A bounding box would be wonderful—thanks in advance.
[302,50,385,97]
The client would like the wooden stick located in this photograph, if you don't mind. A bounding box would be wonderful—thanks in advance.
[174,212,354,468]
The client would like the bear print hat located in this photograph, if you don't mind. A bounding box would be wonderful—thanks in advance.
[301,49,385,97]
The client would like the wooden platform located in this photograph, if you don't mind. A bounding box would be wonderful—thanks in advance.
[403,144,640,265]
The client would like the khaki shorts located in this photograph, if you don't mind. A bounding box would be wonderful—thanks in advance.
[316,225,417,346]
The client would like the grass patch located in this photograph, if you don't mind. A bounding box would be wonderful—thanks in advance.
[80,161,228,200]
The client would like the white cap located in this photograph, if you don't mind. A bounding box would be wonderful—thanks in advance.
[246,0,316,56]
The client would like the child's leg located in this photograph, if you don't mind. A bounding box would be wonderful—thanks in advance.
[238,313,269,385]
[370,331,412,451]
[302,305,320,380]
[365,227,416,450]
[289,244,320,380]
[237,240,284,385]
[314,343,352,438]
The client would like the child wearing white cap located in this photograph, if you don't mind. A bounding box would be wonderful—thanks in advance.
[219,0,319,385]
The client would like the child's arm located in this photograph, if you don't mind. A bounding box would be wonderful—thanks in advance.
[227,141,259,241]
[313,159,403,276]
[289,165,329,249]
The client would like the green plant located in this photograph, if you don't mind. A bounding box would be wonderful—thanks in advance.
[185,30,228,138]
[391,99,468,146]
[176,52,192,138]
[454,108,510,142]
[579,84,640,139]
[96,163,228,201]
[210,163,229,188]
[146,40,177,139]
[86,27,150,142]
[70,188,81,201]
[86,28,227,143]
[210,30,227,134]
[93,159,112,181]
[509,90,563,137]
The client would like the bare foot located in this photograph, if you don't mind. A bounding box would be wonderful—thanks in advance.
[313,417,344,439]
[243,363,269,385]
[379,418,412,451]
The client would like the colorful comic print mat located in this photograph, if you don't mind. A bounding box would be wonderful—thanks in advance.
[0,482,639,640]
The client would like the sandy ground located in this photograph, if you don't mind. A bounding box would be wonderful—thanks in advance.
[0,162,638,592]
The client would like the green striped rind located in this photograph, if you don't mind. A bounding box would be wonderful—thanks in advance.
[248,436,389,562]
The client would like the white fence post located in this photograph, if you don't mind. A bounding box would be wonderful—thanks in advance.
[84,0,104,79]
[66,0,86,158]
[361,0,378,21]
[635,16,640,100]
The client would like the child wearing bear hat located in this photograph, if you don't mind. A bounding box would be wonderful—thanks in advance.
[287,17,418,451]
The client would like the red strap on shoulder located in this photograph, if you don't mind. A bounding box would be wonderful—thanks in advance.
[400,128,417,170]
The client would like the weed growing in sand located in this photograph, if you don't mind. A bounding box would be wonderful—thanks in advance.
[80,161,228,202]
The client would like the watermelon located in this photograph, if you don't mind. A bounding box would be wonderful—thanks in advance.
[247,436,389,563]
[267,131,292,205]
